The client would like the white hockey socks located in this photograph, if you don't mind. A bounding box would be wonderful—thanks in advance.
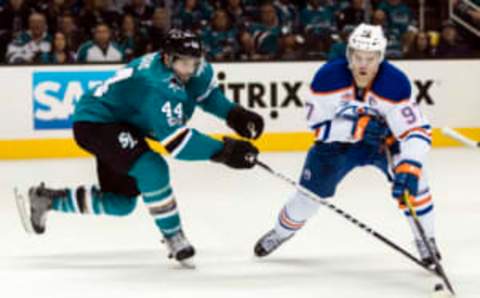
[274,190,321,238]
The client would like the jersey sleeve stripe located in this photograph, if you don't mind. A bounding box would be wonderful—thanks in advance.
[310,120,330,130]
[170,129,194,158]
[310,121,332,142]
[160,126,189,146]
[405,134,432,145]
[165,129,190,152]
[399,127,432,140]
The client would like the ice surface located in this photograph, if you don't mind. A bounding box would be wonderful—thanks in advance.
[1,149,479,298]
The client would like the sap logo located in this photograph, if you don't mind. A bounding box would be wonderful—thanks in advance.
[33,71,115,129]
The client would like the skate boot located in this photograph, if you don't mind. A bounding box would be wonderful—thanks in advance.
[14,183,67,234]
[163,230,196,268]
[254,229,294,257]
[415,238,442,268]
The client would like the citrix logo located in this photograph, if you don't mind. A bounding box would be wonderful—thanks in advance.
[216,71,304,119]
[413,79,435,105]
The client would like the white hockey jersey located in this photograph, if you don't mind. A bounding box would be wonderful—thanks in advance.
[306,58,431,165]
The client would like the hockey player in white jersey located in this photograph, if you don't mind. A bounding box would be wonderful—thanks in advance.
[254,23,441,267]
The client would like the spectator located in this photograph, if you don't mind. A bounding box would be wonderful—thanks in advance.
[28,0,49,13]
[202,9,237,61]
[405,31,433,59]
[300,0,336,39]
[377,0,416,35]
[39,31,75,63]
[242,0,258,18]
[434,21,472,58]
[36,0,71,34]
[111,0,130,12]
[78,0,120,35]
[248,2,282,59]
[76,23,123,62]
[0,0,31,62]
[336,0,367,31]
[0,0,30,36]
[327,25,352,60]
[122,0,155,29]
[372,8,403,58]
[303,34,329,59]
[274,0,298,29]
[278,32,303,60]
[6,12,51,63]
[147,7,170,52]
[237,30,259,60]
[58,12,85,52]
[224,0,249,28]
[117,14,147,61]
[330,0,351,12]
[174,0,213,32]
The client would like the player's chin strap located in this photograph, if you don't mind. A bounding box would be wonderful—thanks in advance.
[254,158,441,277]
[402,191,456,296]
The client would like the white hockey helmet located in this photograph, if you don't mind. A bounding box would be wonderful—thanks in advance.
[347,23,387,61]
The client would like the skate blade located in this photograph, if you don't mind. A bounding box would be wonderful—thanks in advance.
[178,258,196,269]
[14,187,34,234]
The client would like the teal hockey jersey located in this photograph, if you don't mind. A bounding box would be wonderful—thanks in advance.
[73,52,235,161]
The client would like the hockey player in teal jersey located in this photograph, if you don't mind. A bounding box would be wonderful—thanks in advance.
[15,29,264,266]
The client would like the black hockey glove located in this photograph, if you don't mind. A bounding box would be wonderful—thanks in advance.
[226,106,264,139]
[211,137,259,169]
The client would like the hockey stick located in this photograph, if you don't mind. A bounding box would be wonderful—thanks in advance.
[255,159,439,276]
[402,191,456,296]
[441,126,480,149]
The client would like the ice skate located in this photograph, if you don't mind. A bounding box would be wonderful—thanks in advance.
[14,183,67,234]
[163,230,196,268]
[415,238,442,268]
[254,229,293,257]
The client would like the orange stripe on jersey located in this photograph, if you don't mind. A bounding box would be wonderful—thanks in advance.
[315,126,323,138]
[399,195,432,210]
[310,85,353,96]
[353,116,371,140]
[395,163,421,176]
[370,91,410,105]
[399,127,432,140]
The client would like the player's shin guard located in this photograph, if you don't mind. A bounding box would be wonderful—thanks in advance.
[142,186,182,238]
[51,186,99,214]
[274,191,321,238]
[129,152,183,239]
[255,190,321,257]
[399,188,441,265]
[51,186,137,216]
[400,188,435,239]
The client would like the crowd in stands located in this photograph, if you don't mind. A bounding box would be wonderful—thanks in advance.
[0,0,478,64]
